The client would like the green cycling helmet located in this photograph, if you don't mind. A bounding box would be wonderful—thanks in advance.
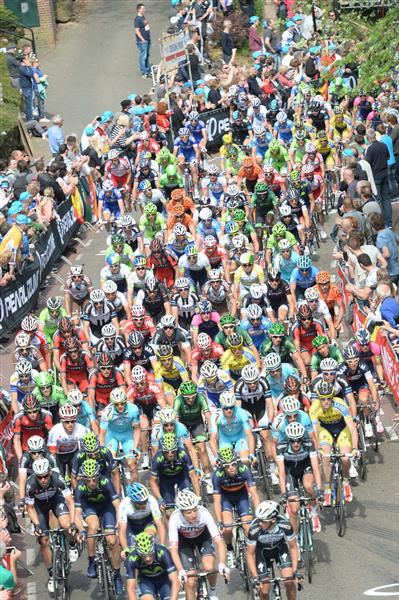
[144,202,157,215]
[272,222,286,236]
[81,432,100,454]
[179,380,197,396]
[268,322,285,336]
[166,164,177,178]
[220,313,236,326]
[269,140,280,153]
[218,445,236,464]
[111,234,124,248]
[289,170,300,183]
[312,335,329,349]
[135,532,155,556]
[161,432,178,452]
[36,372,52,388]
[81,458,100,478]
[255,182,268,194]
[227,146,239,157]
[233,208,246,222]
[158,147,170,160]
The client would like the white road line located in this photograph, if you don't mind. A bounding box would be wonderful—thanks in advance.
[26,547,35,566]
[27,581,37,596]
[87,238,93,246]
[76,253,82,260]
[386,425,399,441]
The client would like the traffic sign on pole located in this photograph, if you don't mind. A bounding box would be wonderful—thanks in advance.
[159,31,187,72]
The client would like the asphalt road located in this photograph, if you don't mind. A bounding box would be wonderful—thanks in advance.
[11,0,399,598]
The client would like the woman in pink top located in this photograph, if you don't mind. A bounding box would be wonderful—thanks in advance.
[191,300,221,346]
[248,16,263,53]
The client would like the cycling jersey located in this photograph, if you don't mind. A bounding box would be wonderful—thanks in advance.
[25,471,71,505]
[10,370,39,404]
[125,315,156,342]
[123,344,155,372]
[273,250,300,284]
[151,447,193,478]
[13,409,53,451]
[137,284,169,319]
[264,280,291,313]
[47,422,87,454]
[174,392,209,426]
[20,450,58,474]
[290,266,319,291]
[190,344,224,371]
[100,264,131,294]
[126,544,176,580]
[100,402,140,434]
[83,301,116,340]
[118,494,161,528]
[292,319,324,353]
[213,462,255,494]
[337,360,373,392]
[274,120,293,144]
[201,175,227,201]
[96,335,126,367]
[310,397,352,437]
[272,409,313,443]
[174,135,198,161]
[352,341,381,372]
[38,307,68,340]
[33,384,66,410]
[310,345,344,371]
[247,515,295,550]
[215,326,253,350]
[234,264,265,297]
[239,316,271,350]
[75,475,119,508]
[267,363,299,400]
[63,275,92,303]
[153,328,189,357]
[72,446,116,479]
[154,356,188,390]
[311,373,353,403]
[151,422,189,450]
[197,369,234,409]
[169,505,220,544]
[210,405,251,441]
[221,347,256,381]
[105,157,131,179]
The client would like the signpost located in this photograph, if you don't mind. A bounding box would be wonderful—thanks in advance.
[159,31,187,73]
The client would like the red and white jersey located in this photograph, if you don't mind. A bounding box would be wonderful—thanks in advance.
[47,422,88,454]
[168,505,221,544]
[105,157,131,178]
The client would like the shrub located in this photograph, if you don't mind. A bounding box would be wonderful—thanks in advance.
[210,9,250,52]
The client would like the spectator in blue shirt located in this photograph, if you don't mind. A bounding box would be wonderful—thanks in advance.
[19,55,36,121]
[377,283,399,328]
[47,115,65,155]
[370,212,399,285]
[377,124,399,201]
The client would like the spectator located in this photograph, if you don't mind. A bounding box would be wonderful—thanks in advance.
[36,187,57,226]
[376,283,399,327]
[0,213,31,275]
[5,45,20,90]
[388,113,399,185]
[346,253,377,305]
[19,54,36,122]
[134,3,152,78]
[377,123,399,200]
[37,163,66,204]
[263,19,280,55]
[365,128,391,228]
[221,19,236,64]
[0,540,21,590]
[248,16,263,53]
[369,212,399,285]
[342,167,357,200]
[47,115,65,156]
[359,183,381,217]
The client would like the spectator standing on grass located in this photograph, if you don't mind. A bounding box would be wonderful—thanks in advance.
[134,3,151,78]
[365,128,392,228]
[5,44,20,90]
[47,115,65,156]
[221,19,236,65]
[248,16,263,53]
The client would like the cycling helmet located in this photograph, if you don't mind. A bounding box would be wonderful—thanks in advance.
[247,303,262,320]
[103,280,118,294]
[157,344,173,359]
[145,277,158,292]
[32,457,50,476]
[90,289,105,303]
[227,184,240,197]
[23,394,39,413]
[233,208,246,223]
[160,315,176,329]
[131,365,147,383]
[64,338,79,353]
[305,142,316,154]
[288,170,300,184]
[343,345,360,360]
[81,432,99,453]
[159,408,177,424]
[281,395,301,415]
[255,182,268,194]
[161,432,178,452]
[304,287,319,301]
[67,389,83,407]
[220,314,236,326]
[251,97,261,108]
[198,300,211,315]
[204,235,217,248]
[298,303,312,320]
[279,205,292,217]
[264,352,281,371]
[110,388,127,404]
[120,215,133,228]
[302,163,315,175]
[108,149,119,160]
[220,391,236,408]
[295,129,306,141]
[197,333,212,350]
[267,267,281,281]
[269,140,280,153]
[316,380,334,398]
[207,164,220,176]
[127,482,149,503]
[256,500,279,521]
[223,133,233,145]
[70,265,83,277]
[272,223,286,237]
[232,234,245,249]
[16,360,32,376]
[15,332,30,348]
[21,315,38,333]
[135,532,155,556]
[102,180,114,192]
[284,376,300,394]
[176,489,199,511]
[317,130,327,139]
[263,165,274,177]
[59,403,78,420]
[199,207,213,221]
[208,269,220,281]
[173,223,187,236]
[225,222,239,235]
[36,372,53,388]
[165,165,177,179]
[102,323,116,338]
[355,328,371,345]
[178,127,190,136]
[47,296,61,311]
[297,255,311,270]
[243,157,253,168]
[139,158,151,170]
[175,277,190,289]
[254,126,266,137]
[133,256,147,269]
[278,238,291,251]
[268,322,285,336]
[200,360,218,379]
[81,458,100,478]
[139,180,152,191]
[189,111,199,121]
[320,357,338,372]
[315,271,331,285]
[218,445,236,464]
[127,331,144,348]
[172,203,184,217]
[286,188,300,202]
[240,252,254,266]
[28,435,45,453]
[111,234,124,248]
[150,238,164,254]
[98,352,113,368]
[276,111,287,123]
[131,304,145,318]
[185,244,198,256]
[241,364,259,384]
[179,380,197,396]
[312,334,329,348]
[144,202,157,215]
[227,333,243,348]
[285,422,305,440]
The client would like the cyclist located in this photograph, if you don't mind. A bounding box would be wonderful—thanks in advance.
[201,269,231,314]
[264,267,296,323]
[53,316,90,372]
[48,403,88,477]
[173,380,212,492]
[119,482,166,552]
[276,422,323,534]
[10,360,40,414]
[135,276,170,321]
[123,332,156,383]
[95,322,126,368]
[13,332,47,373]
[168,489,230,600]
[99,388,140,480]
[191,301,220,345]
[213,444,260,568]
[149,432,200,508]
[74,459,123,593]
[190,333,224,382]
[138,203,166,250]
[127,256,154,303]
[167,223,195,260]
[314,270,345,331]
[221,333,257,381]
[289,255,319,306]
[18,435,58,506]
[352,328,386,389]
[100,255,131,296]
[310,335,344,381]
[236,157,263,195]
[63,265,93,318]
[98,179,125,224]
[250,181,278,229]
[147,238,178,289]
[38,297,68,344]
[292,303,325,370]
[59,337,94,396]
[33,371,66,423]
[105,149,132,190]
[264,139,290,174]
[265,223,299,269]
[251,126,273,165]
[71,430,118,489]
[125,531,179,600]
[247,500,300,600]
[173,127,200,194]
[201,165,227,208]
[153,318,191,361]
[310,381,359,505]
[233,252,265,306]
[209,390,254,463]
[25,457,76,592]
[83,288,119,345]
[264,352,300,403]
[124,304,156,344]
[197,361,234,411]
[271,396,315,445]
[239,303,271,352]
[304,286,336,341]
[20,315,51,370]
[13,394,53,462]
[311,358,356,416]
[178,244,211,290]
[106,234,135,267]
[87,352,125,412]
[159,163,184,200]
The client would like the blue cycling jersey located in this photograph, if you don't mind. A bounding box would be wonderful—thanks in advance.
[198,370,233,409]
[151,421,189,449]
[267,363,299,398]
[99,189,123,204]
[185,120,206,144]
[274,120,293,144]
[240,317,271,350]
[272,409,313,443]
[290,266,319,289]
[196,219,221,239]
[210,406,250,438]
[174,135,197,157]
[251,133,273,150]
[275,250,299,283]
[100,403,140,434]
[201,175,226,197]
[77,401,95,429]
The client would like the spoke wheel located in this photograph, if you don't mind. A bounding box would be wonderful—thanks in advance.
[256,446,272,499]
[372,416,379,452]
[358,422,368,481]
[335,474,346,537]
[302,518,313,584]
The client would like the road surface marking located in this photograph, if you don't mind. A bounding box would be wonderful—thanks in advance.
[26,548,35,566]
[385,425,399,441]
[76,253,82,260]
[364,583,399,595]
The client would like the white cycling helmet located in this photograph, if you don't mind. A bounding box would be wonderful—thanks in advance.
[131,365,147,383]
[28,435,46,453]
[131,304,145,318]
[197,333,212,350]
[174,223,187,236]
[176,489,200,511]
[204,235,216,248]
[256,500,279,521]
[281,395,301,415]
[110,388,127,403]
[59,403,78,420]
[278,238,291,251]
[247,303,262,320]
[285,422,305,440]
[320,357,338,372]
[159,407,177,424]
[32,457,50,476]
[276,111,287,123]
[219,391,236,408]
[160,315,176,328]
[264,352,281,371]
[103,280,118,294]
[21,315,38,332]
[16,360,32,376]
[199,207,213,221]
[108,149,119,160]
[67,389,83,406]
[102,323,116,338]
[175,277,190,289]
[200,360,218,379]
[304,287,320,301]
[90,289,105,303]
[279,205,292,217]
[241,364,259,384]
[249,283,263,300]
[15,332,30,348]
[70,265,83,276]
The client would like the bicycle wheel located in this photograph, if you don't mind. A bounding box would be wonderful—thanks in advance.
[302,517,313,584]
[105,553,116,600]
[371,415,379,453]
[99,554,111,599]
[358,421,368,481]
[200,478,209,508]
[53,545,66,600]
[256,446,272,499]
[334,474,346,537]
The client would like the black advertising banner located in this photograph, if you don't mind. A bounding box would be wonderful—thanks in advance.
[202,108,231,149]
[0,199,80,338]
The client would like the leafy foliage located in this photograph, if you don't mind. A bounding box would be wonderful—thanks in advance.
[0,53,21,158]
[210,9,250,52]
[0,5,24,36]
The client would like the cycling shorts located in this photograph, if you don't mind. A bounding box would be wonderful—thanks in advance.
[110,173,129,189]
[139,403,158,422]
[103,202,121,218]
[56,451,75,478]
[319,425,352,450]
[178,530,214,572]
[36,493,69,531]
[183,421,207,442]
[159,472,191,505]
[285,465,313,497]
[82,500,116,530]
[220,488,251,516]
[255,542,292,579]
[255,146,267,160]
[218,432,248,452]
[106,431,136,457]
[240,400,266,424]
[139,574,171,600]
[178,149,196,163]
[126,515,157,542]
